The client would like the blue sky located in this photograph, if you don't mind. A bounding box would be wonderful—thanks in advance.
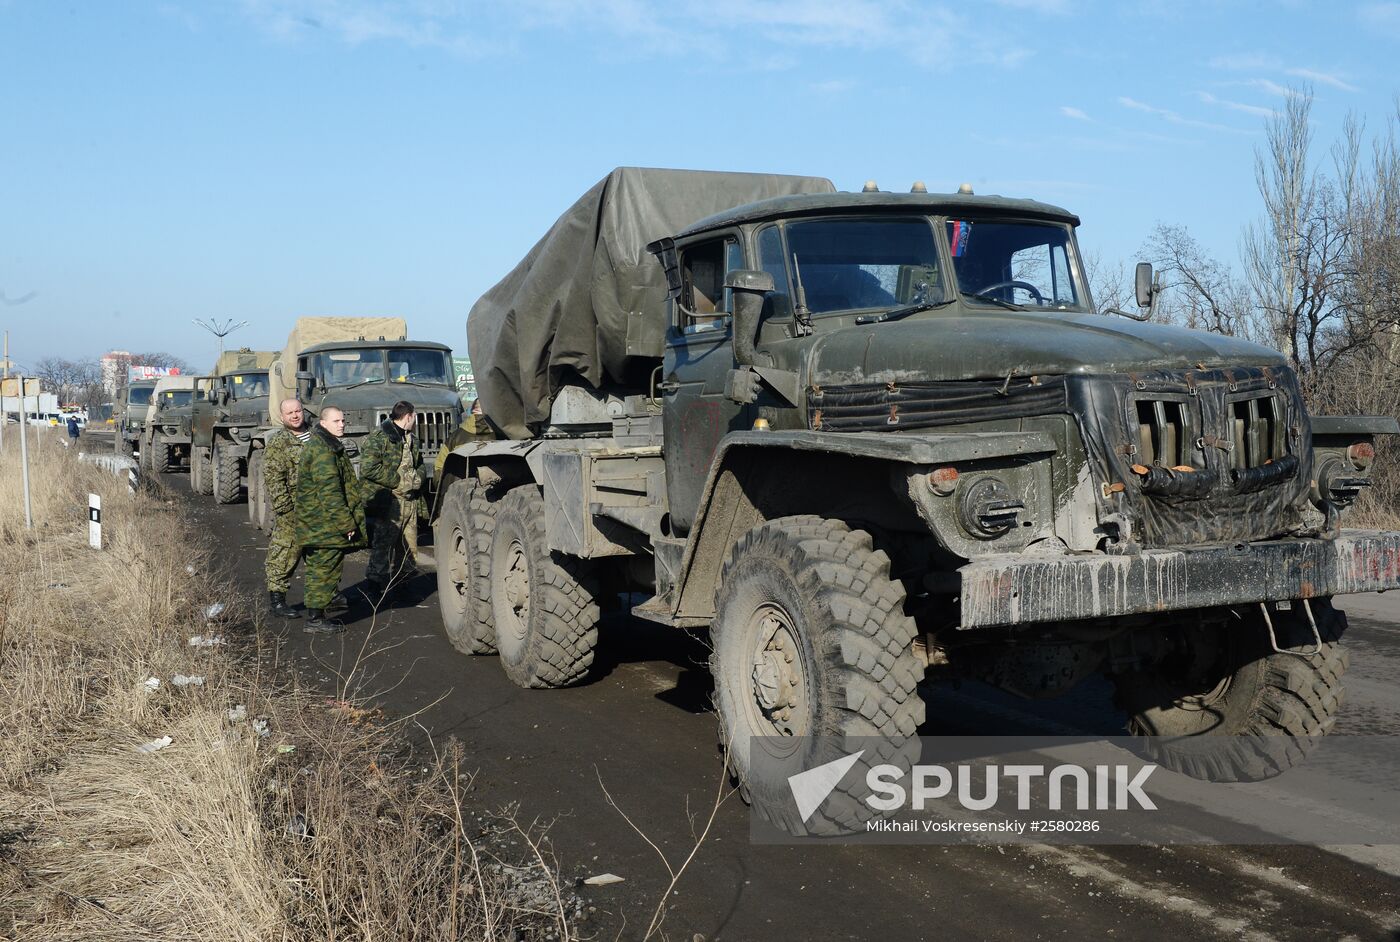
[2,0,1396,369]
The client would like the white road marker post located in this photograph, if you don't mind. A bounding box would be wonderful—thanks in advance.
[88,493,102,549]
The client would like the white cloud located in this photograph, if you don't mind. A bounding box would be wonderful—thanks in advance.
[1284,67,1359,92]
[1208,51,1280,71]
[1359,2,1400,36]
[1059,106,1090,121]
[1196,91,1274,119]
[1117,95,1243,133]
[989,0,1072,13]
[236,0,1034,69]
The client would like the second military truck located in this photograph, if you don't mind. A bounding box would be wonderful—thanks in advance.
[433,168,1400,833]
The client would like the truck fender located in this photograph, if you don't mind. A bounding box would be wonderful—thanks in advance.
[432,439,543,521]
[668,428,1056,621]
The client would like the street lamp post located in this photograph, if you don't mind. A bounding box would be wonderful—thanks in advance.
[192,318,250,361]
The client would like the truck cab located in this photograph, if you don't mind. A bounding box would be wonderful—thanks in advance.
[141,376,197,473]
[190,367,273,502]
[113,380,157,457]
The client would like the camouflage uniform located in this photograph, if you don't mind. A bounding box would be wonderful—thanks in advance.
[294,426,366,610]
[360,420,425,586]
[263,426,309,593]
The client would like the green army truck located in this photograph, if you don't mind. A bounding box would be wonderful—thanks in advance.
[431,168,1400,832]
[139,375,198,474]
[189,348,277,502]
[113,378,158,458]
[246,317,462,531]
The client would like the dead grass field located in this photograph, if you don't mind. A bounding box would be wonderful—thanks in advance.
[0,431,573,941]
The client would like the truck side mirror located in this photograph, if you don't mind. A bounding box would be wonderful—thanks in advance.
[1134,262,1157,309]
[725,269,776,367]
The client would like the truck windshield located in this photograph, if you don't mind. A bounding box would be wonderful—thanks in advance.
[127,387,153,406]
[229,372,270,398]
[161,390,193,407]
[783,217,942,315]
[946,219,1085,309]
[317,350,385,387]
[388,349,452,386]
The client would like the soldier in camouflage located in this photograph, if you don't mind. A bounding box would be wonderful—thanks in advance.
[264,397,313,618]
[294,406,366,633]
[360,400,426,599]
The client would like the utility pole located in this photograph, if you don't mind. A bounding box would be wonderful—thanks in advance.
[192,318,249,362]
[16,372,32,529]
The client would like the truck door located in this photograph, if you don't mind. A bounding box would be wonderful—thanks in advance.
[662,235,747,534]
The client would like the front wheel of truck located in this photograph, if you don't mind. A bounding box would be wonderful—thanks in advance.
[435,478,498,655]
[1113,599,1348,782]
[490,486,600,688]
[710,516,925,835]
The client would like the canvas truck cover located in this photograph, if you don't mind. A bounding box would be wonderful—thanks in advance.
[468,167,836,439]
[268,316,408,421]
[213,349,278,375]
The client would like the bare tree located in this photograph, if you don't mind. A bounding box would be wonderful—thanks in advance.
[1143,223,1257,338]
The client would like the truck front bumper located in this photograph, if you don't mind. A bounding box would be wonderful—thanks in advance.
[959,530,1400,629]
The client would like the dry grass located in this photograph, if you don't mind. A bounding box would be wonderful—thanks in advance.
[0,432,574,941]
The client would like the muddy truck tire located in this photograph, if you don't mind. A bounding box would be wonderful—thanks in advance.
[710,515,925,835]
[489,486,600,688]
[190,445,213,495]
[435,479,498,655]
[213,442,241,504]
[1114,599,1348,782]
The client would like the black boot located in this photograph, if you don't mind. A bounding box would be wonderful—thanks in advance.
[269,591,302,618]
[303,609,345,634]
[361,579,390,602]
[325,592,350,615]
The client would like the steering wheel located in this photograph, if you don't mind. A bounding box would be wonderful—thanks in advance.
[974,280,1045,304]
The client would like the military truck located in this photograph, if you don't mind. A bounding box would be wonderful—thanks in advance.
[139,375,198,473]
[432,168,1400,830]
[189,349,277,502]
[113,378,157,457]
[246,317,462,531]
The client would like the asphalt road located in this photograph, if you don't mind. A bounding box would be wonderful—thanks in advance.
[114,432,1400,942]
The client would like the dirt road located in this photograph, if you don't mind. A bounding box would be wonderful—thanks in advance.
[132,442,1400,941]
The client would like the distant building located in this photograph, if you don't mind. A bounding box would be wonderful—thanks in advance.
[100,351,130,393]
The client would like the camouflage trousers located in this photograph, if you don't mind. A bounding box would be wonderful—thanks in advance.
[265,518,303,594]
[303,546,346,611]
[365,498,418,586]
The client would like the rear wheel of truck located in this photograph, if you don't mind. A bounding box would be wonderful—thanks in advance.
[1113,599,1348,782]
[190,445,213,495]
[435,478,498,655]
[213,442,241,504]
[710,516,925,835]
[489,486,599,688]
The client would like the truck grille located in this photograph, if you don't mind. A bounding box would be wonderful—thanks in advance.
[1134,399,1189,467]
[1229,395,1283,469]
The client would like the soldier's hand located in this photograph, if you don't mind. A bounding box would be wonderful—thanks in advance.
[346,529,357,541]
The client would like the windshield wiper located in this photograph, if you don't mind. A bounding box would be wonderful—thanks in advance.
[337,378,386,392]
[855,297,956,325]
[961,291,1026,312]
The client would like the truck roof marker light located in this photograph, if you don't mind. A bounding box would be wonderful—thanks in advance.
[752,418,771,431]
[911,181,928,193]
[957,183,974,195]
[862,180,880,193]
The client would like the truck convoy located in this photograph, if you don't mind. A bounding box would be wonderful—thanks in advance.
[245,317,462,530]
[431,167,1400,832]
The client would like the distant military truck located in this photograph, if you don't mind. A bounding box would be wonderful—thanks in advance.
[246,317,462,530]
[113,379,158,458]
[140,375,198,473]
[189,348,277,502]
